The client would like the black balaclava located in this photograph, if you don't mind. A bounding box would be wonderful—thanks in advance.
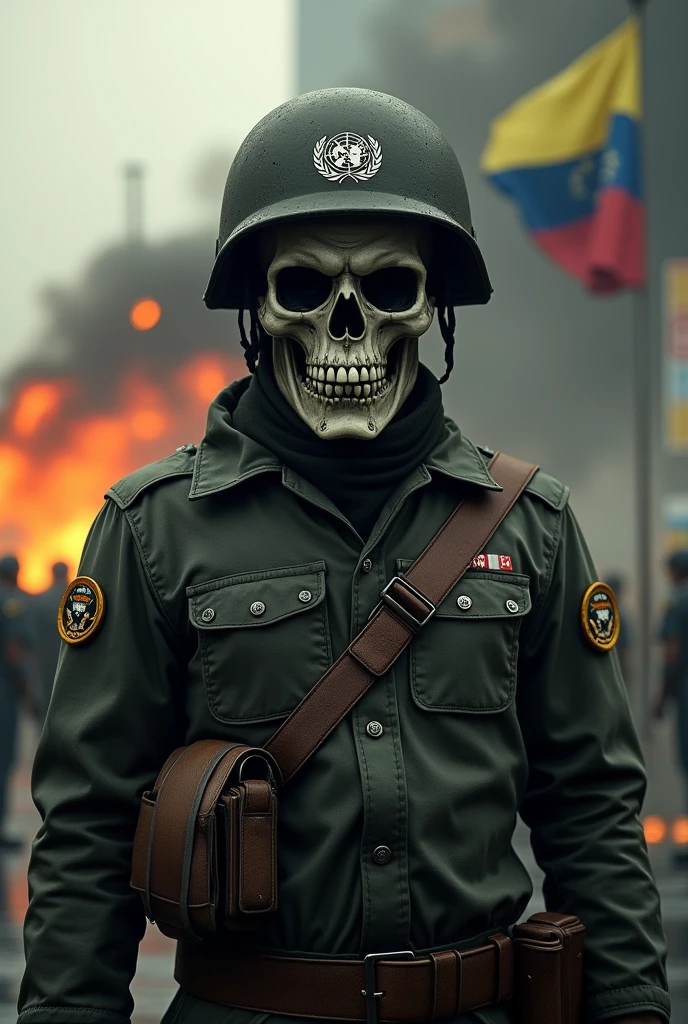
[232,340,447,539]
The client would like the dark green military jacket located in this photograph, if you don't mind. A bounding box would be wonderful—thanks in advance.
[19,382,669,1024]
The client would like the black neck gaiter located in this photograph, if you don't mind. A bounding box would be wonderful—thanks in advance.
[232,342,447,539]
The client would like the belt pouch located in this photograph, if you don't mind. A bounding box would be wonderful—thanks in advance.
[217,779,278,922]
[512,912,585,1024]
[131,741,279,940]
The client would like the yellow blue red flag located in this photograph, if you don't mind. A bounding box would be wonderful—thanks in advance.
[481,18,643,292]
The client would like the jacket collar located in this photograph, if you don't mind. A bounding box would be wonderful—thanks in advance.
[189,377,501,500]
[189,377,282,500]
[424,419,501,491]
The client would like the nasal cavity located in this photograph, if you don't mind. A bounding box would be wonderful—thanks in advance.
[328,293,365,341]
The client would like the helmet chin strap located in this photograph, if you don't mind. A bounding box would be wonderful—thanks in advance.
[237,303,264,375]
[437,305,457,384]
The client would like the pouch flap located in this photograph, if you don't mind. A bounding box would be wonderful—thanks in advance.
[187,561,326,629]
[397,560,531,619]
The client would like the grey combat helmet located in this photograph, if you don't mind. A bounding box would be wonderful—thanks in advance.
[204,88,492,310]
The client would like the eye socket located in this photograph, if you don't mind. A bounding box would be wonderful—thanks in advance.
[360,267,420,312]
[275,267,332,311]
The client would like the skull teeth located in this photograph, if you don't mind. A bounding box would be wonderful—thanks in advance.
[301,368,390,406]
[305,364,385,385]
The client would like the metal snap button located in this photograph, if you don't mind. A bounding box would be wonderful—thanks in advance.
[200,608,215,623]
[366,721,383,738]
[362,558,373,573]
[250,601,266,617]
[456,595,473,611]
[298,590,312,603]
[372,845,392,865]
[506,599,520,614]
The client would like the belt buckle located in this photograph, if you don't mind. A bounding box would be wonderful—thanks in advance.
[361,950,415,1024]
[379,576,435,631]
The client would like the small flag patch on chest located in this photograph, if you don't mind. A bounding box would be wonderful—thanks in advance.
[472,554,513,571]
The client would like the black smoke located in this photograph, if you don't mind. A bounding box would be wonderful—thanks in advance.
[1,150,240,417]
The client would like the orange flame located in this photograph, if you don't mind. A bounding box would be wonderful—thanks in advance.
[643,815,667,845]
[0,353,244,593]
[11,381,69,437]
[130,298,162,331]
[672,816,688,845]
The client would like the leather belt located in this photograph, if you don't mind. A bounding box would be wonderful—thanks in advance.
[175,933,514,1024]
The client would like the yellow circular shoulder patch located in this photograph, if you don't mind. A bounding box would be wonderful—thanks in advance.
[581,581,620,652]
[57,576,106,645]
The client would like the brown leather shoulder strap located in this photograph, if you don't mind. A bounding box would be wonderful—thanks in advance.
[266,452,538,784]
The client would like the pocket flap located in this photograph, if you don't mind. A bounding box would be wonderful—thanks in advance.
[187,561,326,629]
[438,572,531,619]
[396,560,531,620]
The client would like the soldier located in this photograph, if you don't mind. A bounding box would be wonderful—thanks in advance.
[0,555,33,852]
[19,90,668,1024]
[31,561,69,719]
[656,549,688,868]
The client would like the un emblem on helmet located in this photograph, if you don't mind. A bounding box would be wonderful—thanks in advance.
[313,132,382,183]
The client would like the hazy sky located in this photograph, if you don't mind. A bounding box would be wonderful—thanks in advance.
[0,0,295,377]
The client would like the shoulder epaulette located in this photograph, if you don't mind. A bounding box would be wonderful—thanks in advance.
[524,468,570,511]
[106,445,197,510]
[476,445,569,512]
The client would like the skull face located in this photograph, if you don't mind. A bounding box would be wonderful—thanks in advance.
[258,219,435,440]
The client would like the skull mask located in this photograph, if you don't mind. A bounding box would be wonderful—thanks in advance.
[258,219,435,440]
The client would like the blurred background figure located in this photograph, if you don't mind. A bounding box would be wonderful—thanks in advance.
[31,562,68,720]
[0,555,34,854]
[656,550,688,865]
[606,572,634,689]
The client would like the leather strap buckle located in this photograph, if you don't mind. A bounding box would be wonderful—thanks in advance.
[361,950,415,1024]
[380,576,435,631]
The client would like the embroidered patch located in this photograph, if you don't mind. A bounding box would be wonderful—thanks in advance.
[581,582,620,652]
[472,554,513,571]
[57,576,105,645]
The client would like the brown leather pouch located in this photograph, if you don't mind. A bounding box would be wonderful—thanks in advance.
[512,912,585,1024]
[131,739,280,940]
[216,778,278,920]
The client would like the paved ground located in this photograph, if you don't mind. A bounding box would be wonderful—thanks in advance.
[1,716,687,1023]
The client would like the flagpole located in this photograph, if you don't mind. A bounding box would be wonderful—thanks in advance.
[630,0,652,731]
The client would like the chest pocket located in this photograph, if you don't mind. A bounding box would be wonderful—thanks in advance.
[397,560,531,713]
[187,560,330,724]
